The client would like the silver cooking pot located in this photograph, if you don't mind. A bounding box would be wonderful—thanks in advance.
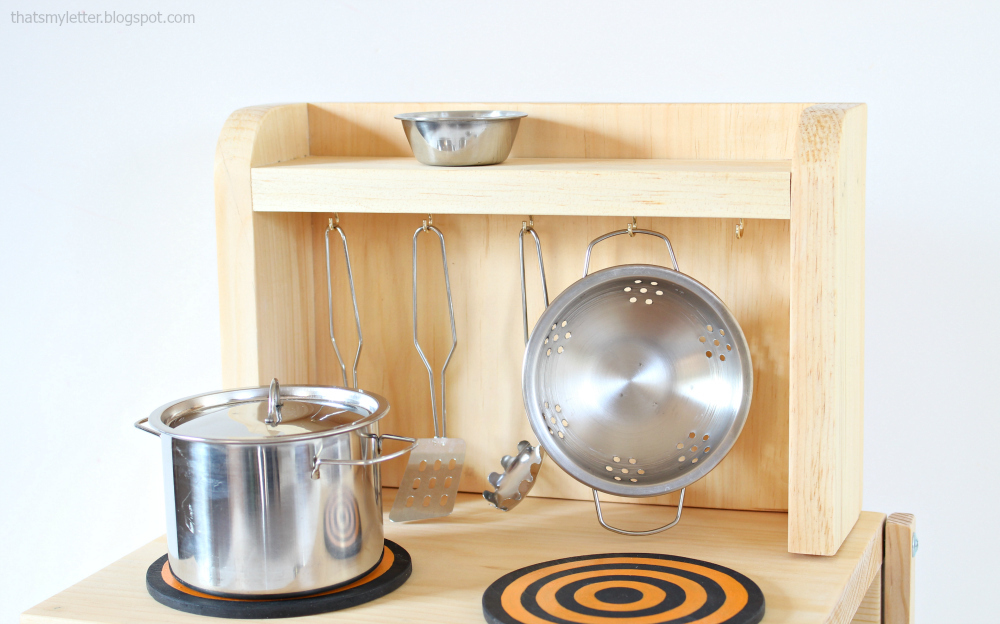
[135,379,415,597]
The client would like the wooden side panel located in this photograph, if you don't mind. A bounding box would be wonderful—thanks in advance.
[849,573,882,624]
[307,102,810,160]
[789,104,867,554]
[214,104,310,388]
[884,513,916,624]
[313,213,789,511]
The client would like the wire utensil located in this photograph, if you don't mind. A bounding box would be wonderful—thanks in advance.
[389,216,467,522]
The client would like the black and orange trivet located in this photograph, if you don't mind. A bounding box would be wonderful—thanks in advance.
[145,539,411,619]
[483,552,764,624]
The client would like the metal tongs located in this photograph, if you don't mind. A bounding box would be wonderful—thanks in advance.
[483,217,546,511]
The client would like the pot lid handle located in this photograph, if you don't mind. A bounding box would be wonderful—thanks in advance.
[266,378,282,426]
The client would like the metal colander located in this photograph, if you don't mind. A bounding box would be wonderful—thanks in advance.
[522,227,753,535]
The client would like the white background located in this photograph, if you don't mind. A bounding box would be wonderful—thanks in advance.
[1,1,997,621]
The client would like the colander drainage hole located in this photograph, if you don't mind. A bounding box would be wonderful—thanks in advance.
[557,431,564,439]
[720,355,726,361]
[561,419,569,426]
[635,280,642,284]
[720,329,725,336]
[703,434,710,441]
[614,476,622,481]
[613,456,621,462]
[558,346,564,353]
[624,287,632,292]
[561,321,568,327]
[640,288,647,293]
[605,466,613,472]
[629,297,637,303]
[630,478,638,482]
[688,432,696,439]
[704,447,711,453]
[691,458,698,464]
[645,299,652,304]
[707,325,713,332]
[678,456,686,462]
[555,405,562,413]
[638,469,645,475]
[628,458,636,464]
[676,443,684,450]
[699,336,706,343]
[714,339,720,346]
[705,351,712,358]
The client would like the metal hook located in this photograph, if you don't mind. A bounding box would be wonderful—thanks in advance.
[521,215,534,233]
[422,214,433,231]
[329,213,340,229]
[735,218,744,240]
[627,216,637,237]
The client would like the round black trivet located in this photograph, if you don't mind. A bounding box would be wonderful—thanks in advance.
[146,540,411,619]
[483,552,764,624]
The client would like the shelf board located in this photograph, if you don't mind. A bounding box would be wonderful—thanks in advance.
[251,157,792,219]
[23,491,882,624]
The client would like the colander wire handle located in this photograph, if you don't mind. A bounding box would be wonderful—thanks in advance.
[582,229,680,277]
[519,222,549,345]
[593,488,686,536]
[325,217,363,389]
[412,221,459,438]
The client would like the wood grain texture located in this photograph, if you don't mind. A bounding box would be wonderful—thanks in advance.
[305,103,811,160]
[21,493,885,624]
[884,513,916,624]
[849,573,881,624]
[788,104,867,555]
[312,213,789,512]
[214,103,309,389]
[251,157,792,218]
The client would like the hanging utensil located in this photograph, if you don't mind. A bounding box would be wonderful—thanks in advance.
[389,215,467,522]
[325,215,363,389]
[521,220,753,535]
[484,218,547,511]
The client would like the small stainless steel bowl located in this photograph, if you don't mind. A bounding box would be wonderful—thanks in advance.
[395,110,527,166]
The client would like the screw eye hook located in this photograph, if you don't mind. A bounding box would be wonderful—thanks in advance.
[522,215,534,233]
[627,216,637,237]
[735,218,745,240]
[422,214,433,231]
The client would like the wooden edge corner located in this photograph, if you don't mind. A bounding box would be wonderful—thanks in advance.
[884,513,916,624]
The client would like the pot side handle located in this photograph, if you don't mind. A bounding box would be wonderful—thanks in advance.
[311,433,417,478]
[134,417,160,437]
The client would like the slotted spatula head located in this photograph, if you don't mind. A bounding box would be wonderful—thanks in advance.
[389,437,466,522]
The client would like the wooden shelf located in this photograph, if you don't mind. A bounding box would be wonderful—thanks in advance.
[250,157,791,219]
[23,491,883,624]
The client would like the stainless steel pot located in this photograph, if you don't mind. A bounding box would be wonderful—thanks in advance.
[135,379,415,597]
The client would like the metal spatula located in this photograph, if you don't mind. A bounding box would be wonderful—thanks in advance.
[390,216,466,522]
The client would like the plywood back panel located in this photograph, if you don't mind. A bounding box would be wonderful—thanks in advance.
[312,212,789,511]
[307,103,810,160]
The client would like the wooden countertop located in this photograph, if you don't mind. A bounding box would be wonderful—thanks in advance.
[22,491,882,623]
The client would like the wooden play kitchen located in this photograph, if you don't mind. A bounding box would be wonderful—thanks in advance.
[22,103,916,623]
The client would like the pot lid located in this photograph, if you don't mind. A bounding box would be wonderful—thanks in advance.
[147,379,389,442]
